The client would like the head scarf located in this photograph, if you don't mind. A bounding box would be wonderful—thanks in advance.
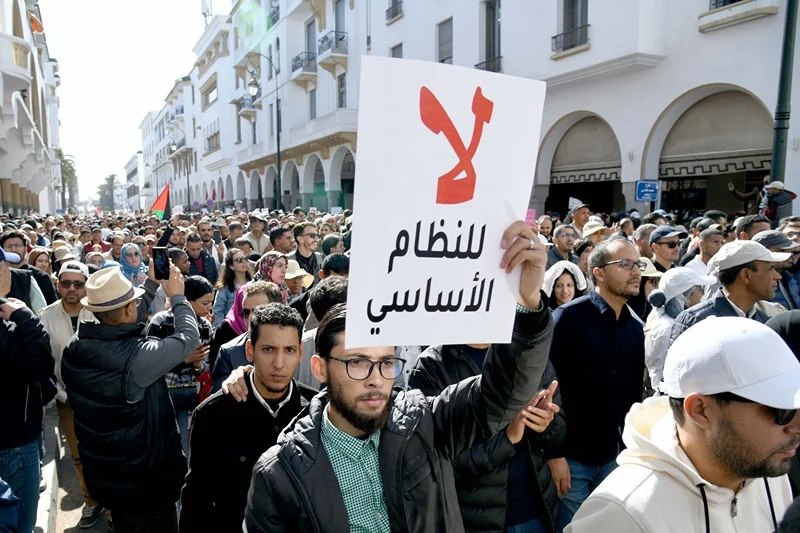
[84,251,106,266]
[543,261,587,297]
[27,247,51,272]
[224,282,249,335]
[119,243,147,286]
[254,251,289,304]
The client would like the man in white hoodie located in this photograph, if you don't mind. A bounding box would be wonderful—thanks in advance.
[567,317,800,533]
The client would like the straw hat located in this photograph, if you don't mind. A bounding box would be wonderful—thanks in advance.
[53,247,76,263]
[81,267,145,313]
[639,257,664,278]
[285,259,314,289]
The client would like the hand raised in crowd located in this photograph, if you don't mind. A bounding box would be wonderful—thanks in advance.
[216,241,226,258]
[548,457,571,498]
[505,381,560,444]
[222,364,253,402]
[185,344,210,368]
[207,312,215,325]
[147,258,157,282]
[500,220,548,309]
[0,297,27,320]
[162,261,185,298]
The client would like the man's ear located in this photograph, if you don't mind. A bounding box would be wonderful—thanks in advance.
[245,339,254,363]
[683,393,715,431]
[318,269,326,280]
[310,354,327,384]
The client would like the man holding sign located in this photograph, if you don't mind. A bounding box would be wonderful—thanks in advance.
[240,220,554,532]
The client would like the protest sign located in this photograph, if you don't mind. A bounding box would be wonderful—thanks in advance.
[346,56,546,348]
[171,205,184,216]
[568,197,584,211]
[331,206,343,215]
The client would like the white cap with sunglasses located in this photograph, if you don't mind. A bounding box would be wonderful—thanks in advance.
[663,317,800,411]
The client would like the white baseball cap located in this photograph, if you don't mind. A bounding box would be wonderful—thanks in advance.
[657,267,717,302]
[57,260,89,279]
[712,240,790,272]
[663,317,800,409]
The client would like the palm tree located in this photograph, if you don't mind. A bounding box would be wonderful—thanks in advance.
[96,174,117,211]
[60,155,77,209]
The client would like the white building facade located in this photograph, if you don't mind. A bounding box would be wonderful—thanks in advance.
[139,0,800,218]
[0,0,62,215]
[124,150,144,212]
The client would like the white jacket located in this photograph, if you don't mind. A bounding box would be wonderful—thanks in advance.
[566,396,792,533]
[643,308,674,389]
[37,301,97,403]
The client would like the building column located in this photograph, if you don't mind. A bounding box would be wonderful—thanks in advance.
[33,194,39,212]
[620,182,651,216]
[10,183,20,216]
[22,190,29,213]
[326,189,341,212]
[300,193,312,209]
[0,179,12,214]
[528,184,550,218]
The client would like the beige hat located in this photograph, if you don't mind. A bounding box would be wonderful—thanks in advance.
[767,181,785,191]
[284,259,314,289]
[639,256,664,278]
[50,240,68,250]
[81,267,145,313]
[53,247,76,263]
[582,220,612,237]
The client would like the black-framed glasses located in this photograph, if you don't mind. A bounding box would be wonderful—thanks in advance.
[655,240,680,249]
[327,356,407,380]
[600,259,647,272]
[59,280,85,289]
[240,308,254,320]
[715,392,798,426]
[303,233,319,239]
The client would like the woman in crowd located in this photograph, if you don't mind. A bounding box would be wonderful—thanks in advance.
[209,283,249,371]
[28,247,51,274]
[644,267,716,391]
[84,251,106,269]
[143,276,215,457]
[213,248,252,323]
[253,251,289,303]
[544,260,587,310]
[573,238,595,291]
[119,243,147,287]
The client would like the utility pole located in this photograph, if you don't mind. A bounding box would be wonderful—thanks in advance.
[771,0,799,182]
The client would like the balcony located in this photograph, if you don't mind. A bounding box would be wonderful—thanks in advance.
[237,141,264,168]
[386,1,403,24]
[238,95,258,121]
[552,24,590,57]
[169,138,191,159]
[269,5,280,27]
[475,56,502,73]
[699,0,778,33]
[317,31,348,74]
[0,33,31,93]
[290,52,317,88]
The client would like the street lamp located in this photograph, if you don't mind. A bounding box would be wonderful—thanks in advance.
[246,52,281,210]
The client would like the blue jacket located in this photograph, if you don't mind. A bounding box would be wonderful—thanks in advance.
[212,284,238,325]
[188,249,218,285]
[670,289,769,345]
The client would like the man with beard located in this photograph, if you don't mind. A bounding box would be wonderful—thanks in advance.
[567,318,799,532]
[288,222,325,288]
[181,304,317,532]
[547,239,646,529]
[0,230,58,305]
[753,230,800,310]
[227,220,554,531]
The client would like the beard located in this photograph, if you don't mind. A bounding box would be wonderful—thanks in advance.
[608,276,641,300]
[711,417,799,479]
[327,376,391,434]
[62,292,81,304]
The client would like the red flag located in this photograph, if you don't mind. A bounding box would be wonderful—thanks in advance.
[212,188,217,202]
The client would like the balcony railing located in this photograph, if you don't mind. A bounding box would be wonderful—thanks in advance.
[709,0,744,8]
[239,94,258,109]
[319,31,348,55]
[291,52,317,72]
[475,56,502,72]
[386,1,403,21]
[552,24,590,53]
[170,138,186,153]
[269,5,280,26]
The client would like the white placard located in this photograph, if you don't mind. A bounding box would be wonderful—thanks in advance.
[568,197,584,211]
[346,57,546,348]
[171,205,184,216]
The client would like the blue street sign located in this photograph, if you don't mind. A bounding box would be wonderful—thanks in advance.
[635,181,659,202]
[192,201,200,208]
[206,199,214,207]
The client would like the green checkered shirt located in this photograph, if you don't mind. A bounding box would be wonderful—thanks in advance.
[321,405,391,533]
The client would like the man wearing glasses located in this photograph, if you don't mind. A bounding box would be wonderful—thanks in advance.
[38,261,105,529]
[567,318,799,532]
[547,224,580,269]
[288,222,325,287]
[649,224,688,273]
[548,238,646,529]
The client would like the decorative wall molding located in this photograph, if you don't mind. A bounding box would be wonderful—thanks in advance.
[550,162,621,184]
[659,149,771,177]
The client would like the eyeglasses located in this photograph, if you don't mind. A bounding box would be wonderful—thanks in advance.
[303,233,319,239]
[327,356,407,380]
[4,243,25,250]
[557,233,577,240]
[714,392,798,426]
[240,308,254,320]
[600,259,647,272]
[655,240,680,249]
[233,256,248,263]
[125,251,140,258]
[59,280,85,289]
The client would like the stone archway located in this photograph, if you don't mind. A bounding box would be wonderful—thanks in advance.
[329,146,355,210]
[248,170,263,210]
[644,86,773,218]
[282,160,300,210]
[264,166,278,209]
[225,175,234,206]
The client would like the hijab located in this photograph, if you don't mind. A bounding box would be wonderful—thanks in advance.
[224,283,249,335]
[254,251,288,303]
[119,243,147,286]
[27,247,51,272]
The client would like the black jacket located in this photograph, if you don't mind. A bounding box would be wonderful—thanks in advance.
[670,289,770,344]
[209,320,239,373]
[211,332,248,393]
[188,249,219,285]
[180,376,317,532]
[244,308,553,532]
[408,345,565,532]
[16,264,57,305]
[0,307,53,449]
[549,290,645,466]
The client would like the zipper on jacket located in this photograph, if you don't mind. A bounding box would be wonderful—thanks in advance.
[277,453,323,533]
[396,412,422,532]
[731,495,738,517]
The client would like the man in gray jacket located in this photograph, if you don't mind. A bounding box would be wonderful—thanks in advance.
[237,220,554,532]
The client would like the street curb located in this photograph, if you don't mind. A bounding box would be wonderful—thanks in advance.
[36,407,59,533]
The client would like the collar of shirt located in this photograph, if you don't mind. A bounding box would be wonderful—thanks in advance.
[321,404,381,460]
[589,289,632,321]
[724,296,756,319]
[249,371,294,418]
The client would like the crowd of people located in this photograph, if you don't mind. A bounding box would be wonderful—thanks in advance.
[2,179,800,533]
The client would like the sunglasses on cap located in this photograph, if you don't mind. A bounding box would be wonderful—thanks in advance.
[655,240,680,248]
[715,392,798,426]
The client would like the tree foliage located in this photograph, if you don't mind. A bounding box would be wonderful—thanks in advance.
[96,174,117,211]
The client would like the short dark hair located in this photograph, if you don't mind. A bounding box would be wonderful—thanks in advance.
[573,238,594,257]
[167,247,187,263]
[228,222,243,232]
[670,394,732,426]
[184,276,214,301]
[587,239,634,284]
[243,280,283,303]
[718,260,758,286]
[292,221,316,239]
[736,214,770,237]
[703,210,727,223]
[310,276,348,321]
[0,230,29,248]
[321,233,343,255]
[642,212,666,225]
[249,303,304,347]
[292,207,306,216]
[185,232,202,244]
[234,238,252,249]
[315,303,347,359]
[322,253,349,276]
[269,226,291,245]
[552,224,576,238]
